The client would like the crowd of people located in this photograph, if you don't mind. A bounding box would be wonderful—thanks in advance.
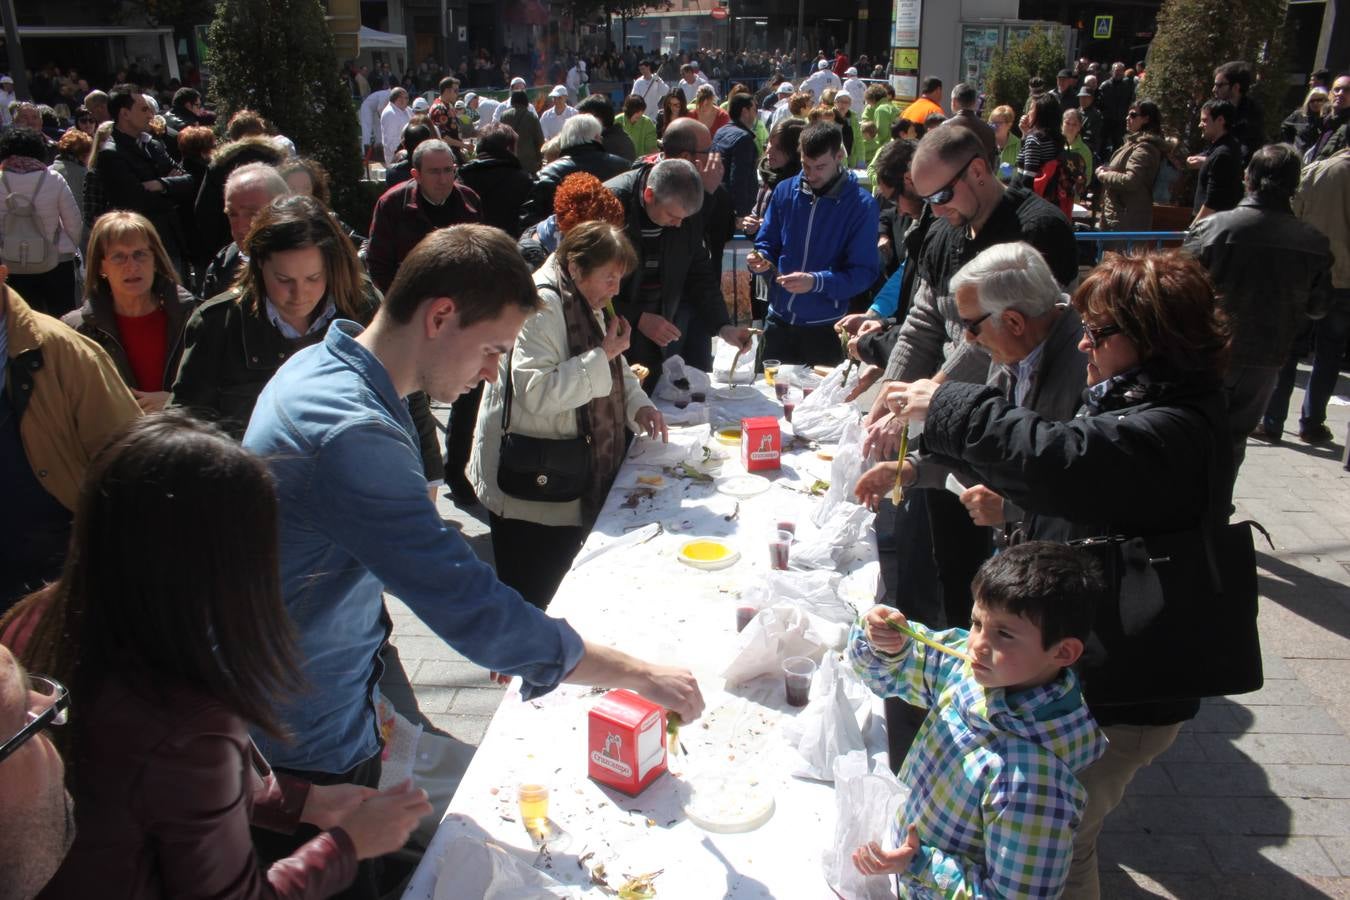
[0,39,1347,900]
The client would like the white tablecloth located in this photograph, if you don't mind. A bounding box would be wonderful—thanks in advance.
[401,378,881,899]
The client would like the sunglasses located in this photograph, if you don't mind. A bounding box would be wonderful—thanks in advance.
[1084,322,1122,348]
[924,154,978,205]
[961,311,993,337]
[0,674,68,763]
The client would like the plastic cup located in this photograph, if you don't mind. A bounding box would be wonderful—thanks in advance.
[769,529,792,570]
[782,656,815,707]
[736,604,758,632]
[763,359,781,386]
[782,394,798,423]
[518,783,549,834]
[776,520,796,536]
[773,371,792,400]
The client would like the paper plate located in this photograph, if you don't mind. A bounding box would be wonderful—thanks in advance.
[713,426,742,445]
[716,474,770,498]
[683,773,776,833]
[678,539,741,570]
[714,385,759,400]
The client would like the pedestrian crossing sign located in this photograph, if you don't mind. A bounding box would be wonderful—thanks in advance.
[1093,15,1112,39]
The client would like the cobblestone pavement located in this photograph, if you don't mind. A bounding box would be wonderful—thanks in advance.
[383,379,1350,897]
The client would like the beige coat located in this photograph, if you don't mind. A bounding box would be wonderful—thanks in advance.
[4,289,141,510]
[1294,149,1350,289]
[1098,131,1166,231]
[469,257,652,528]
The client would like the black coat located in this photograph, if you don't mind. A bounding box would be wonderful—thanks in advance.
[920,365,1233,726]
[1194,133,1244,214]
[191,138,287,271]
[458,153,534,238]
[520,143,632,229]
[96,131,196,266]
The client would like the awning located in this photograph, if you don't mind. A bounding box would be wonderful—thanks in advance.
[16,25,173,38]
[358,26,408,50]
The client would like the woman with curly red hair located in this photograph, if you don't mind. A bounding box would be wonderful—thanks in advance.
[517,171,625,271]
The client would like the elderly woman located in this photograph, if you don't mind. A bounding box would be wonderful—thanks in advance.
[1061,108,1094,200]
[518,171,627,271]
[1095,100,1166,231]
[62,212,198,413]
[469,221,666,609]
[51,128,92,215]
[987,104,1021,177]
[858,250,1233,899]
[0,127,82,315]
[687,84,730,137]
[520,114,630,230]
[169,194,375,438]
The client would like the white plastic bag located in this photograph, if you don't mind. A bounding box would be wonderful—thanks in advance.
[712,333,759,385]
[794,503,872,572]
[812,418,868,528]
[721,603,828,685]
[822,751,910,900]
[653,355,711,402]
[434,837,577,899]
[783,653,871,781]
[791,363,860,441]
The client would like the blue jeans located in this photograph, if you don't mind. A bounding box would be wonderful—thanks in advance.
[1264,291,1350,432]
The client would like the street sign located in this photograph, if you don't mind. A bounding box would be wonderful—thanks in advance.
[1093,15,1113,39]
[896,48,918,69]
[710,7,727,18]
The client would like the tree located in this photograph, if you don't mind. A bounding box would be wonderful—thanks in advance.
[205,0,365,226]
[983,28,1067,117]
[1139,0,1288,148]
[564,0,672,54]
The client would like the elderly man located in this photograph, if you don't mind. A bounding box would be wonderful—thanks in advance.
[0,646,75,900]
[198,162,290,299]
[520,114,630,230]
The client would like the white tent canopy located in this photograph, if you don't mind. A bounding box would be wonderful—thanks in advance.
[358,26,407,50]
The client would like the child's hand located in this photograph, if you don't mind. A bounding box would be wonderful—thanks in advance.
[863,605,909,655]
[852,825,921,876]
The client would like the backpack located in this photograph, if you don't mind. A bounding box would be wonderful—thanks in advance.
[1033,152,1075,218]
[1,170,59,275]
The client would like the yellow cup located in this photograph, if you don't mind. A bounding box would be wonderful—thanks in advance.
[518,783,549,833]
[763,359,781,386]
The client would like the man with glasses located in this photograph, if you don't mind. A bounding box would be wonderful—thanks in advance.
[1212,60,1265,165]
[863,119,1075,627]
[1310,74,1349,162]
[0,646,75,900]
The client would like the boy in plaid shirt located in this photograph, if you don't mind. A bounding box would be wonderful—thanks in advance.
[848,542,1108,898]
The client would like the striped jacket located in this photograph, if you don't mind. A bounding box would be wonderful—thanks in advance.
[848,621,1107,898]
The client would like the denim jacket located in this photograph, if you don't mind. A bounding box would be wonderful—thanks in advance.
[243,321,586,774]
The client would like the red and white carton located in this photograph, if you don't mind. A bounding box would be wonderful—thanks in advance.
[741,416,781,472]
[587,690,667,796]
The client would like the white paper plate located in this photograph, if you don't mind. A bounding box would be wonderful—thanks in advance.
[683,773,776,833]
[713,385,759,400]
[716,474,770,498]
[677,539,741,570]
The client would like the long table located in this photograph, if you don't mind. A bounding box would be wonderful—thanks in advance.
[402,377,881,899]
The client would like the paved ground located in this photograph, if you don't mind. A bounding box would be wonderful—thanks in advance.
[381,374,1350,898]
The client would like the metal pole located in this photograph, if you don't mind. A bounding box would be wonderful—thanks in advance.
[0,0,29,100]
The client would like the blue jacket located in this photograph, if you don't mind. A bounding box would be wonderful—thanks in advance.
[711,120,758,217]
[754,168,880,326]
[243,321,586,774]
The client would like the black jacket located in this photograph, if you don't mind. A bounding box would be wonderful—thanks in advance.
[458,153,533,238]
[60,279,199,392]
[711,120,758,216]
[921,365,1233,726]
[601,123,637,162]
[1184,196,1333,367]
[191,138,287,270]
[520,143,632,229]
[96,130,195,261]
[857,205,935,367]
[1194,133,1243,214]
[199,242,244,301]
[384,159,413,190]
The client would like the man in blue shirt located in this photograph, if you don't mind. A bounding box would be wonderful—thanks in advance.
[243,225,703,895]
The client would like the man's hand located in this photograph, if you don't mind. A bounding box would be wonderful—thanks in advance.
[736,214,762,235]
[835,313,870,336]
[635,664,704,722]
[141,179,164,193]
[338,780,434,861]
[844,363,882,402]
[852,825,921,877]
[1186,153,1206,170]
[697,150,724,194]
[301,782,378,830]
[718,324,753,352]
[776,272,814,294]
[959,484,1006,526]
[601,313,632,360]
[746,250,772,274]
[637,312,681,346]
[862,411,903,459]
[854,460,912,512]
[132,389,170,413]
[883,378,940,422]
[877,235,894,263]
[861,604,909,653]
[634,406,668,442]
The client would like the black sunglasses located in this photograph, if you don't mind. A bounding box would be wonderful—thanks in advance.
[961,311,993,337]
[923,154,978,205]
[1084,323,1122,348]
[0,674,68,763]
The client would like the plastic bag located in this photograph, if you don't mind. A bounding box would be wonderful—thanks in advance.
[794,503,872,572]
[434,836,577,899]
[822,750,910,900]
[653,355,712,402]
[812,418,868,528]
[721,603,828,685]
[783,653,871,781]
[791,363,861,441]
[711,333,759,385]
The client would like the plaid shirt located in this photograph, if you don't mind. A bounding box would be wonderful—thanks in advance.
[848,621,1107,898]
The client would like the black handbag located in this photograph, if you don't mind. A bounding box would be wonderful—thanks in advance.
[496,354,592,503]
[1069,518,1269,705]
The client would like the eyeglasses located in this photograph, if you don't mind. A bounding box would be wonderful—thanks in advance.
[106,249,153,266]
[923,154,978,205]
[961,311,993,336]
[0,674,68,764]
[1084,322,1123,348]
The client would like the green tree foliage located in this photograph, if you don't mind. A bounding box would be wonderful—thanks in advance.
[984,28,1067,116]
[205,0,365,225]
[1140,0,1288,147]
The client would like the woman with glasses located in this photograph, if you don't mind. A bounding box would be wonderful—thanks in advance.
[0,413,432,899]
[1280,87,1328,158]
[870,251,1233,898]
[61,212,198,415]
[986,105,1021,178]
[655,90,688,139]
[1095,100,1166,230]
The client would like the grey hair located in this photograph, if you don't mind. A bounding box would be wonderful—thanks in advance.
[412,138,453,169]
[948,242,1060,319]
[558,113,603,150]
[1062,108,1084,126]
[225,161,289,199]
[646,158,705,216]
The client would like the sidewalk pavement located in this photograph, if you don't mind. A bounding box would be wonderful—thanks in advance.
[383,378,1350,898]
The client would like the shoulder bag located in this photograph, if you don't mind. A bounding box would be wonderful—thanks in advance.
[496,353,593,503]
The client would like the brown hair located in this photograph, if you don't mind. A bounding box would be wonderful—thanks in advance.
[381,224,541,327]
[225,109,268,141]
[553,172,626,233]
[278,156,332,206]
[175,125,215,162]
[1071,251,1230,375]
[557,220,638,281]
[56,127,92,161]
[788,92,814,116]
[84,211,181,301]
[236,194,365,320]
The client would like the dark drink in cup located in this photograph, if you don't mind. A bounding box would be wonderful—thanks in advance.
[782,400,796,423]
[776,520,795,536]
[769,529,792,570]
[774,381,789,400]
[782,656,814,707]
[736,606,757,632]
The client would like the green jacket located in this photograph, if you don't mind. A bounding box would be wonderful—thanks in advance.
[864,101,897,143]
[621,114,659,159]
